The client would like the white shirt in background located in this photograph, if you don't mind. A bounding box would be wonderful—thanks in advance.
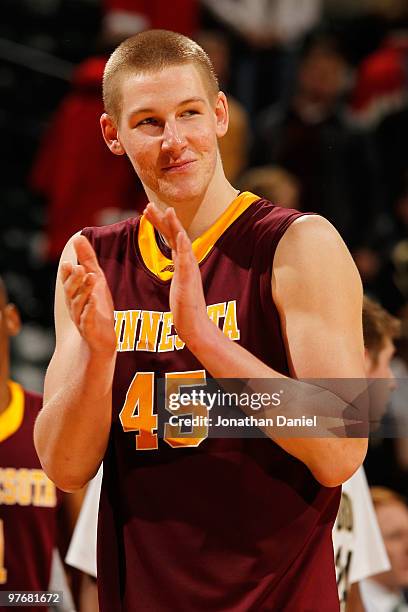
[333,466,390,610]
[65,466,102,578]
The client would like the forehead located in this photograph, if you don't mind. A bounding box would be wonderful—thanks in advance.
[120,64,212,116]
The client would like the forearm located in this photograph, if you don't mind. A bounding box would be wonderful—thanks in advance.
[188,321,367,486]
[34,337,116,491]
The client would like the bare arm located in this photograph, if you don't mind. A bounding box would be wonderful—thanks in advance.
[34,234,117,491]
[270,215,368,484]
[144,205,368,487]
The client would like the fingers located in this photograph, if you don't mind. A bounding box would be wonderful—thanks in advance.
[60,260,97,324]
[73,235,101,273]
[60,262,73,283]
[70,274,97,326]
[61,264,86,299]
[174,230,196,282]
[143,202,173,246]
[166,208,185,248]
[144,203,182,250]
[143,203,197,275]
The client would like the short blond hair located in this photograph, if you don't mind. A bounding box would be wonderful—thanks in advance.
[103,29,219,122]
[363,296,400,364]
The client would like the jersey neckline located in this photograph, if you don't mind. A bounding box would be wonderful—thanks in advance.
[137,191,260,281]
[0,380,24,442]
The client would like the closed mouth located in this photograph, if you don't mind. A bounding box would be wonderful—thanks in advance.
[162,160,196,172]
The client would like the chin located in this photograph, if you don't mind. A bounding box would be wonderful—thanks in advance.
[160,181,206,204]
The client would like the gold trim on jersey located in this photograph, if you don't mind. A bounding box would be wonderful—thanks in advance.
[0,381,24,443]
[138,191,260,281]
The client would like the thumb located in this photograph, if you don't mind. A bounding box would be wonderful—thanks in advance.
[73,235,101,273]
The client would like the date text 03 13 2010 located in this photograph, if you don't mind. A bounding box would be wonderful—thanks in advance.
[0,591,62,607]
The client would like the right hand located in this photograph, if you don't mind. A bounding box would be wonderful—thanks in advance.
[60,235,117,354]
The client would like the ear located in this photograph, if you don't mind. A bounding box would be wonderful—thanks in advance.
[100,113,125,156]
[4,304,21,337]
[214,91,229,139]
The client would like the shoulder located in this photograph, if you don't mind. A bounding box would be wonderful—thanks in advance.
[272,215,362,311]
[247,200,314,255]
[274,214,354,267]
[82,216,139,243]
[280,213,338,236]
[81,216,140,258]
[250,198,308,234]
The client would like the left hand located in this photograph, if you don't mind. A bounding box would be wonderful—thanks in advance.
[143,203,209,345]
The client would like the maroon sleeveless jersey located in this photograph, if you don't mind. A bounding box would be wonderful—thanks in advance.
[0,383,58,611]
[82,192,341,612]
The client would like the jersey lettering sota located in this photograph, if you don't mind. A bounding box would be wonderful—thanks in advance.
[0,383,58,612]
[82,192,341,612]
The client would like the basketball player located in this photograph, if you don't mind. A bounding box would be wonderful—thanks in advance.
[35,30,368,611]
[65,297,398,612]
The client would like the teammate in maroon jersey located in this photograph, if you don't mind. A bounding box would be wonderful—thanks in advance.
[0,277,58,610]
[0,277,82,611]
[35,30,368,611]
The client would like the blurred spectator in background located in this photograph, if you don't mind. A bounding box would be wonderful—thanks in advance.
[343,0,408,306]
[323,0,407,65]
[201,0,322,114]
[376,110,408,216]
[252,32,385,253]
[30,55,146,265]
[363,297,407,496]
[333,296,398,612]
[103,0,198,39]
[195,30,249,183]
[238,165,300,209]
[362,177,408,318]
[346,0,408,129]
[360,487,408,611]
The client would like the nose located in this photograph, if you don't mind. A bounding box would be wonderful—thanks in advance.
[161,119,187,156]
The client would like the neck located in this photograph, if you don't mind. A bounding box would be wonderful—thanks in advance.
[146,157,239,242]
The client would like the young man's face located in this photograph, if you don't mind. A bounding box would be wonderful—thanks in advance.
[104,63,228,205]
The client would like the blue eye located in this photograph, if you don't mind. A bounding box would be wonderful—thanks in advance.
[138,117,159,126]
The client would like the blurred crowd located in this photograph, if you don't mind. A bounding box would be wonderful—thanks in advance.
[2,0,408,606]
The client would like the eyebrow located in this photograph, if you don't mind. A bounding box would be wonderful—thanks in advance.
[128,97,206,120]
